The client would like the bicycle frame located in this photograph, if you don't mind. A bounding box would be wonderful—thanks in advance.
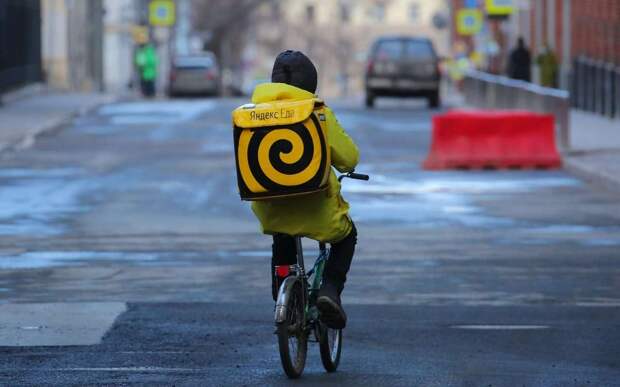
[275,171,368,325]
[274,172,367,378]
[274,239,328,325]
[306,242,328,320]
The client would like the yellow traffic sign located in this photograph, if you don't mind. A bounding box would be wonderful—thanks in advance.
[457,9,483,36]
[486,0,515,16]
[149,0,175,27]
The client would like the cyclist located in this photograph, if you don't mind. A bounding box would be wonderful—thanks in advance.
[248,50,359,329]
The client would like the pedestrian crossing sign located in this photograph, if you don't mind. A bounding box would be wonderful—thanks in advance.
[149,0,175,27]
[457,9,483,36]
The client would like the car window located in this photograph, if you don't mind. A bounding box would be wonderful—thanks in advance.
[175,56,214,69]
[405,40,435,59]
[374,40,402,60]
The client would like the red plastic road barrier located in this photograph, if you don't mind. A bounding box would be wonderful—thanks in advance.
[423,110,562,170]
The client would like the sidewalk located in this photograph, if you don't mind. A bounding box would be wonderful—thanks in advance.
[0,87,116,153]
[564,110,620,192]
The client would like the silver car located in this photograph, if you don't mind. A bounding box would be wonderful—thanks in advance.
[168,54,219,97]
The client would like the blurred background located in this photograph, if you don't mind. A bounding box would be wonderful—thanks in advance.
[1,1,620,385]
[1,0,619,109]
[3,0,452,98]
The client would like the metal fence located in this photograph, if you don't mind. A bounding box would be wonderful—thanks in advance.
[462,70,571,150]
[572,56,620,119]
[0,0,42,94]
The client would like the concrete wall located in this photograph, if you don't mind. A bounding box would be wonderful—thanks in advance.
[103,0,137,93]
[41,0,103,91]
[41,0,69,88]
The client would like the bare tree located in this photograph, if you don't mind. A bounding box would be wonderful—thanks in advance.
[191,0,356,96]
[191,0,270,73]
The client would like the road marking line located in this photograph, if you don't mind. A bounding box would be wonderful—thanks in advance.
[0,302,127,346]
[451,324,550,330]
[19,326,43,330]
[55,367,203,373]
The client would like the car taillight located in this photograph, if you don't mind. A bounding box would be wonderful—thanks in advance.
[206,70,216,80]
[367,60,374,74]
[169,70,176,81]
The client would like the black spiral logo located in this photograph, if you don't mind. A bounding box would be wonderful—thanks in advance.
[236,114,328,197]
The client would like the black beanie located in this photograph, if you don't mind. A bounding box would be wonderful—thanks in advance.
[271,50,318,93]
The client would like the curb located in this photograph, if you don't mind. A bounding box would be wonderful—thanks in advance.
[0,83,45,105]
[563,155,620,193]
[3,115,72,153]
[0,95,119,155]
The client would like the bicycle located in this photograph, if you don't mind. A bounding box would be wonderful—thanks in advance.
[273,171,369,379]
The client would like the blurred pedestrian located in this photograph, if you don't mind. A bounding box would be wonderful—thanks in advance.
[507,37,531,82]
[536,43,558,88]
[447,40,473,91]
[135,42,158,97]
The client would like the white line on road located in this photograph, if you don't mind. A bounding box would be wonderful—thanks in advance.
[0,302,127,346]
[55,367,204,373]
[451,324,550,330]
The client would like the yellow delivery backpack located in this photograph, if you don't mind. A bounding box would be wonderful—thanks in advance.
[232,98,330,201]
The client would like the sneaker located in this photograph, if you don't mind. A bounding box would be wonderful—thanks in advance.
[316,282,347,329]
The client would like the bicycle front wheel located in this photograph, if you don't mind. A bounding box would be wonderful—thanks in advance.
[319,323,342,372]
[276,281,307,378]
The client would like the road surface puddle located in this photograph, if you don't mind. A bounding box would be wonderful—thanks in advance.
[451,324,550,330]
[0,168,96,235]
[0,251,157,269]
[98,101,215,125]
[342,172,620,246]
[344,173,578,228]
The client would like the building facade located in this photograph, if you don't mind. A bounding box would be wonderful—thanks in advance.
[248,0,451,97]
[102,0,141,93]
[449,0,620,89]
[41,0,104,91]
[41,0,152,93]
[573,0,620,64]
[524,0,619,88]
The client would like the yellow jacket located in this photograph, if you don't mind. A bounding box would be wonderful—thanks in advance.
[249,83,359,243]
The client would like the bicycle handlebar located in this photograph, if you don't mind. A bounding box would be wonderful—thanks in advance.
[338,171,370,182]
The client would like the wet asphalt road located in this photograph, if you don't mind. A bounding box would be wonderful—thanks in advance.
[0,97,619,386]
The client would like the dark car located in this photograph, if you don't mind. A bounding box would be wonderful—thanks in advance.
[365,37,441,108]
[168,53,219,97]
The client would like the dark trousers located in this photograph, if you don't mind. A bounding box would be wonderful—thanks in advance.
[140,79,155,97]
[271,222,357,300]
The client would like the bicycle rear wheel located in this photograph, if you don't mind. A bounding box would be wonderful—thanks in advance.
[319,323,342,372]
[276,281,307,378]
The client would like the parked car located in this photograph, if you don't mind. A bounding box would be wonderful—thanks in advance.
[365,37,441,108]
[168,53,219,97]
